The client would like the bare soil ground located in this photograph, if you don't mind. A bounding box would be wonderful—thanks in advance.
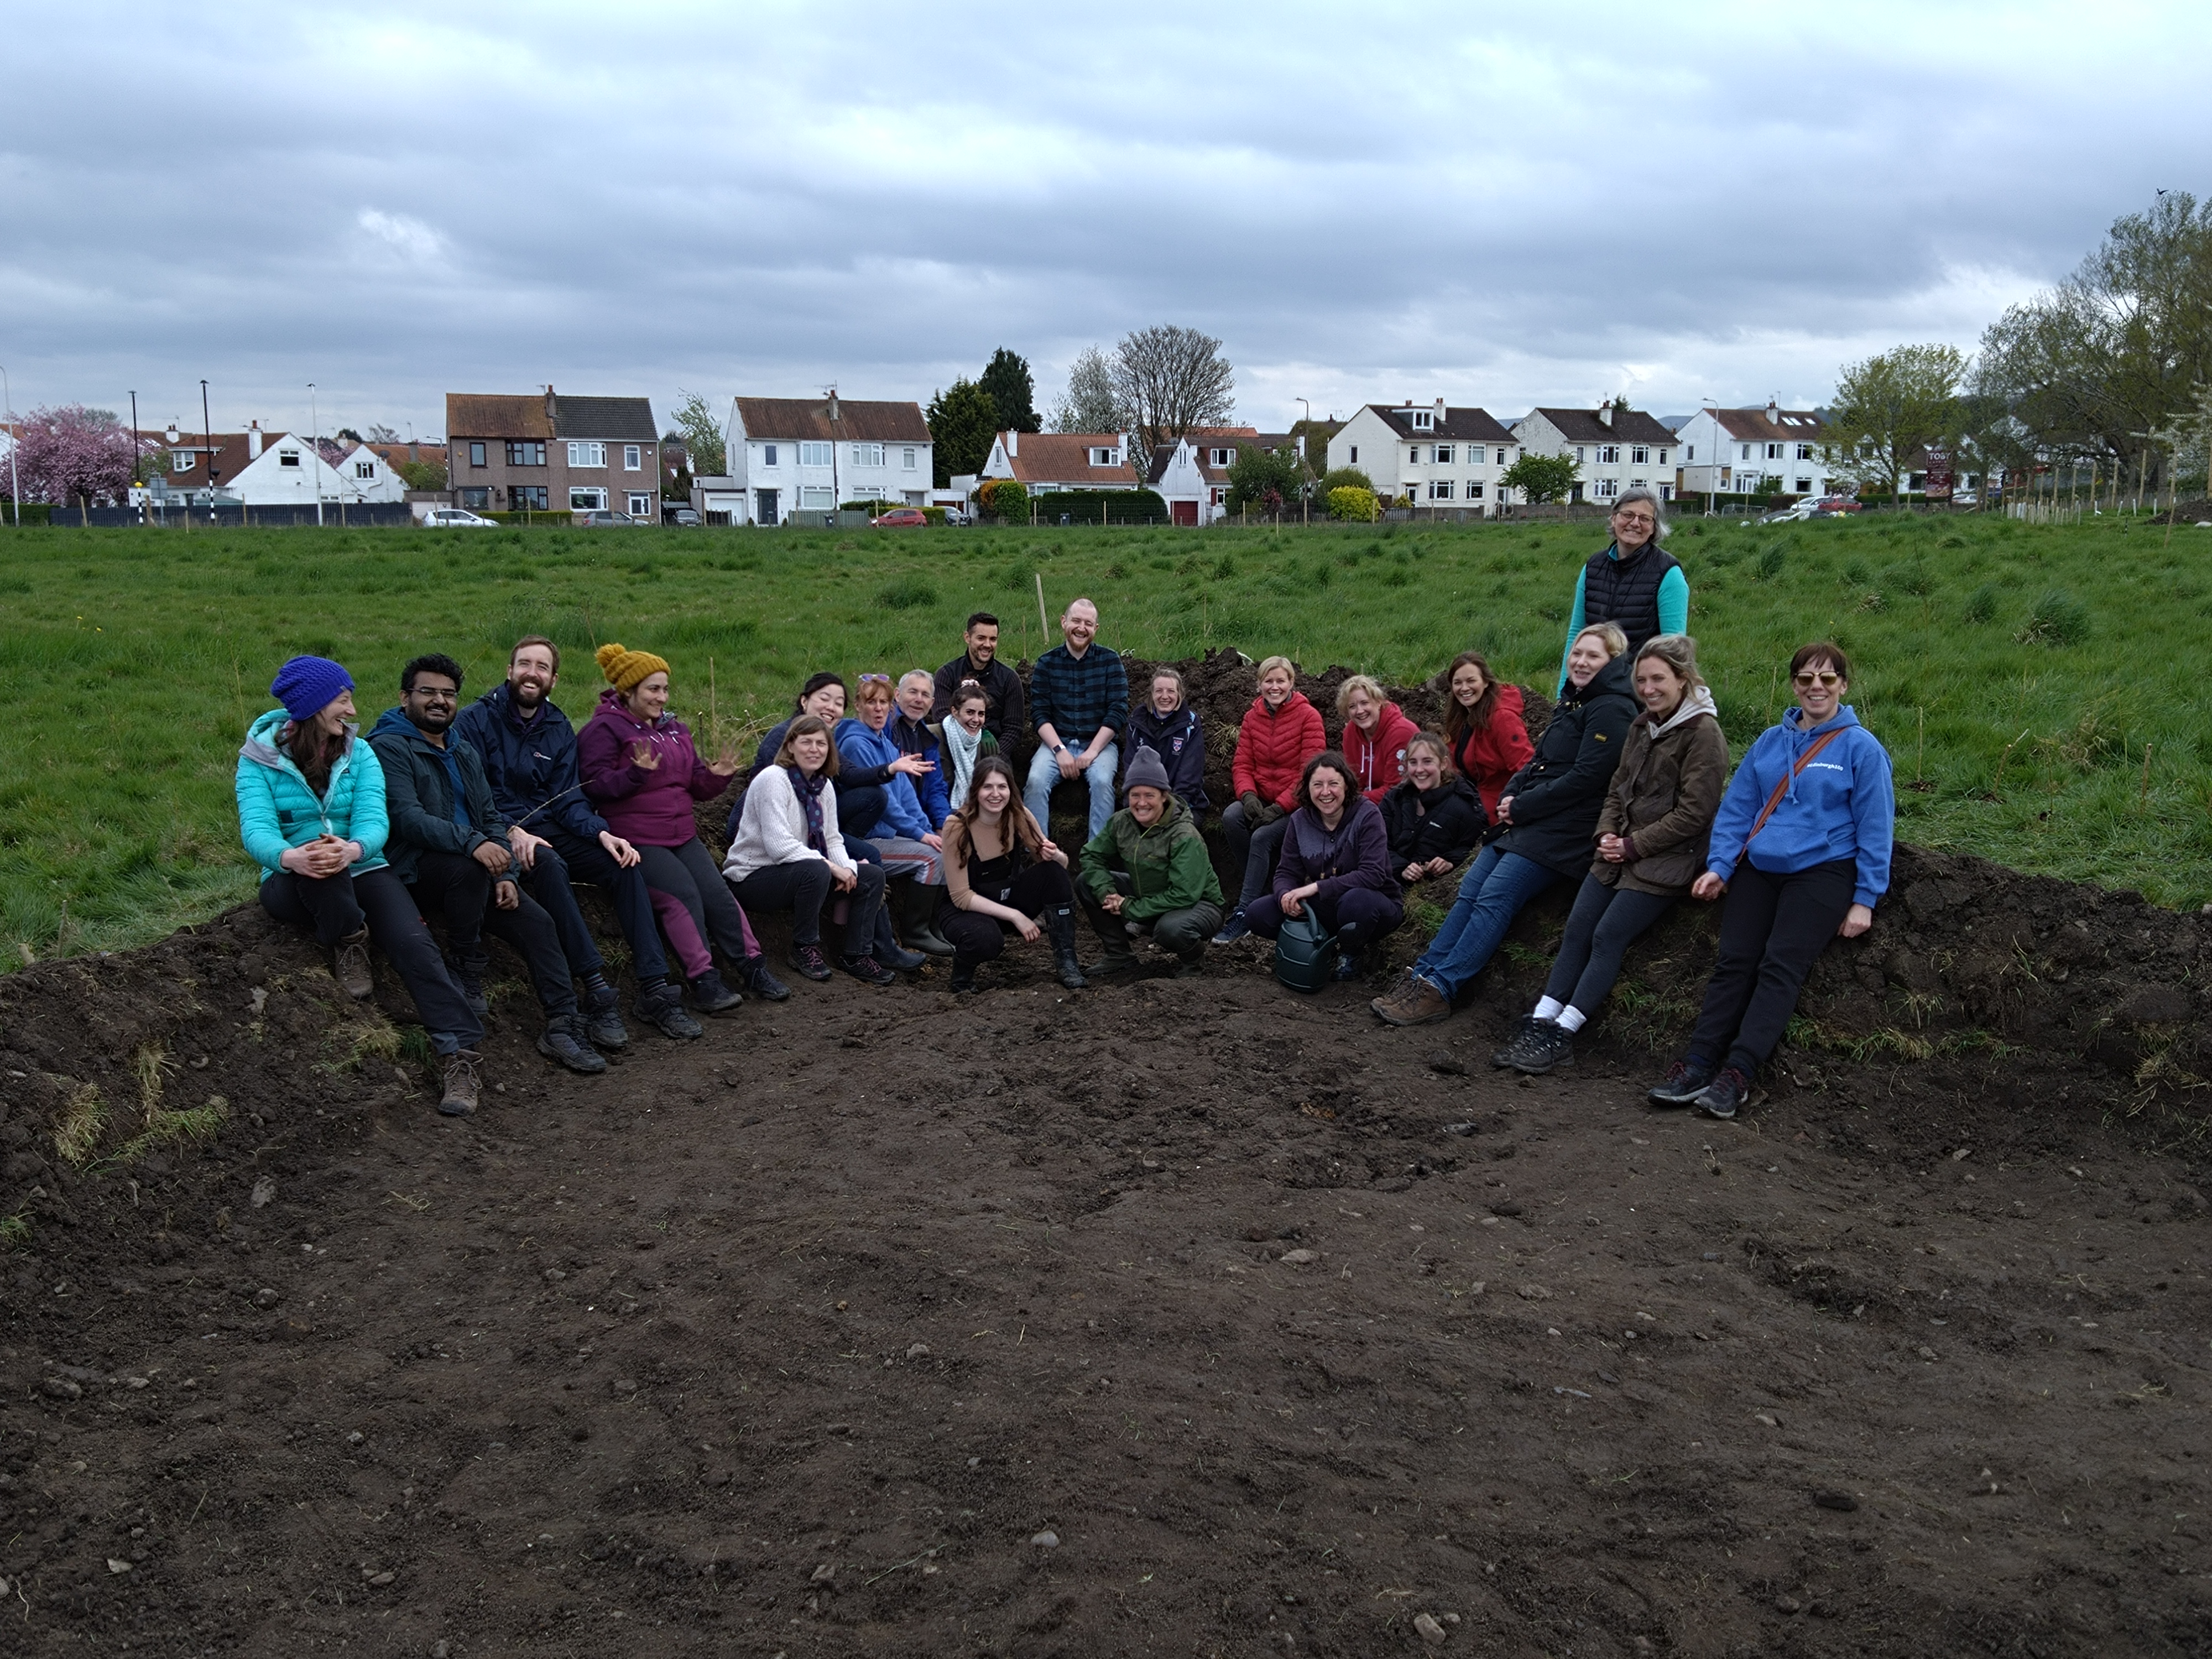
[2,654,2208,1657]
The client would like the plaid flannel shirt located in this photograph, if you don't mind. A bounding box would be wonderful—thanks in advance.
[1029,643,1128,748]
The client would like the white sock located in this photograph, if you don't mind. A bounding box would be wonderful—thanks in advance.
[1532,996,1564,1021]
[1557,1006,1588,1033]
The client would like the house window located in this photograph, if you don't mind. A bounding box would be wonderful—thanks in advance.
[622,445,641,470]
[760,444,779,467]
[278,449,301,468]
[1429,479,1453,500]
[1209,447,1234,466]
[1411,410,1432,430]
[1796,443,1814,461]
[1630,479,1647,491]
[851,442,884,468]
[1210,486,1226,505]
[800,485,834,507]
[570,487,608,510]
[1408,446,1423,465]
[1796,478,1813,494]
[1348,445,1358,463]
[355,461,374,479]
[1598,445,1620,464]
[468,441,487,468]
[1766,442,1782,461]
[460,487,489,509]
[628,492,653,517]
[509,484,549,510]
[1741,444,1752,461]
[1434,444,1453,465]
[171,450,195,473]
[1631,446,1648,464]
[507,441,546,467]
[1468,481,1485,498]
[904,447,919,469]
[1089,447,1118,466]
[799,442,833,467]
[1595,478,1619,499]
[568,441,607,468]
[1468,445,1485,465]
[1686,444,1695,460]
[1657,448,1668,465]
[1574,446,1586,463]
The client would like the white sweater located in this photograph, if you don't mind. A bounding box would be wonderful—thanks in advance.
[722,766,857,883]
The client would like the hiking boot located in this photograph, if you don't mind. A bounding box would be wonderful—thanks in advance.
[1211,910,1251,946]
[950,960,979,994]
[1646,1057,1716,1107]
[1491,1014,1545,1068]
[331,928,374,1000]
[536,1015,608,1075]
[1509,1021,1575,1077]
[1371,974,1450,1026]
[838,952,900,987]
[789,942,834,982]
[451,950,490,1019]
[737,956,792,1002]
[582,981,629,1051]
[437,1048,483,1117]
[1046,905,1089,989]
[688,968,743,1014]
[1692,1067,1750,1121]
[869,908,926,972]
[634,979,703,1040]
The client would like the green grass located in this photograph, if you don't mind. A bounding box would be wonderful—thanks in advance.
[2,511,2209,964]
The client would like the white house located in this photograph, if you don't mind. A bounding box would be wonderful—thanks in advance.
[1324,400,1519,513]
[149,422,356,507]
[1144,426,1264,525]
[721,393,932,525]
[327,441,410,503]
[979,429,1139,493]
[1515,406,1679,504]
[1673,403,1834,500]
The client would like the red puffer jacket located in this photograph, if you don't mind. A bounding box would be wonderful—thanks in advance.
[1230,691,1326,810]
[1342,700,1421,801]
[1450,682,1536,820]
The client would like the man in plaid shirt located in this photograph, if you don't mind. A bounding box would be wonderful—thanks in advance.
[1022,597,1129,838]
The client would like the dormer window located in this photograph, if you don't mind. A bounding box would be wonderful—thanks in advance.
[1209,447,1234,466]
[279,449,301,468]
[1090,447,1119,466]
[171,451,195,473]
[1411,410,1433,431]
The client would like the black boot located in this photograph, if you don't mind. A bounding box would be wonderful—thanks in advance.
[1491,1014,1545,1069]
[1509,1020,1576,1076]
[899,882,957,958]
[869,906,926,972]
[451,947,490,1018]
[950,958,979,993]
[737,956,792,1002]
[634,978,703,1040]
[1045,905,1088,989]
[581,975,629,1050]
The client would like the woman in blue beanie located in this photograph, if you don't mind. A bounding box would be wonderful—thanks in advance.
[236,655,489,1117]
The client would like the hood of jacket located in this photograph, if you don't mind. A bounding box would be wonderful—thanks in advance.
[1779,702,1862,805]
[1646,683,1718,741]
[368,705,445,751]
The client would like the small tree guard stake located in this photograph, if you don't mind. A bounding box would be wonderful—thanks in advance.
[1035,572,1048,641]
[2140,742,2153,808]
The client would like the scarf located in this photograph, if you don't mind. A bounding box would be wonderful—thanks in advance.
[785,765,829,855]
[941,720,984,808]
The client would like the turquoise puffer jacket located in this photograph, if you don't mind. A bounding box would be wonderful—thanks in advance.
[235,707,390,881]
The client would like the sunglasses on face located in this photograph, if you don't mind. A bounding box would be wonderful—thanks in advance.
[1793,671,1842,689]
[857,673,891,684]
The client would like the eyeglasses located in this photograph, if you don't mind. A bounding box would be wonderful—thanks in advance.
[857,673,891,684]
[1614,512,1656,527]
[411,687,458,702]
[1793,671,1842,689]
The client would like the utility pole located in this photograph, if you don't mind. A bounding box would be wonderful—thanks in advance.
[200,379,215,515]
[2,364,19,527]
[310,384,324,525]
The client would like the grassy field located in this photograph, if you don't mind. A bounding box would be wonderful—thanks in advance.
[2,510,2208,966]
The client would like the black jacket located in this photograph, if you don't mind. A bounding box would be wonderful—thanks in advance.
[1380,776,1486,868]
[1496,654,1637,878]
[1125,705,1209,815]
[931,654,1026,746]
[367,708,509,884]
[452,684,608,845]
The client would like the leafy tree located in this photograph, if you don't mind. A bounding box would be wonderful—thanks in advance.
[976,479,1029,523]
[1500,450,1579,505]
[395,458,447,492]
[1051,345,1125,434]
[1825,344,1967,507]
[979,348,1041,435]
[1319,465,1374,494]
[1225,443,1304,515]
[672,389,727,477]
[926,378,999,486]
[14,405,134,505]
[1112,325,1235,452]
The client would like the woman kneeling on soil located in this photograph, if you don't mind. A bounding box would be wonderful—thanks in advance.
[1441,650,1533,821]
[1370,622,1636,1027]
[938,756,1087,993]
[1648,641,1892,1121]
[1214,656,1326,943]
[1381,732,1488,886]
[1246,752,1404,982]
[237,655,487,1115]
[723,714,911,985]
[579,643,788,1013]
[1494,634,1726,1076]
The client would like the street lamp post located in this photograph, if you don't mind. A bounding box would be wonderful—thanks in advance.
[200,379,215,516]
[128,391,140,518]
[1296,397,1312,523]
[2,364,19,528]
[309,384,323,526]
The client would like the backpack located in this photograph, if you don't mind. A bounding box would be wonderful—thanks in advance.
[1272,906,1339,994]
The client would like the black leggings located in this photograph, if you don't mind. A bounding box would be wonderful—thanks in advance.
[1543,875,1677,1016]
[728,858,886,952]
[1688,858,1855,1076]
[259,865,483,1053]
[938,862,1074,965]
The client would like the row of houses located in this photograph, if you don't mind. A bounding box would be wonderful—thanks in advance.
[140,421,433,509]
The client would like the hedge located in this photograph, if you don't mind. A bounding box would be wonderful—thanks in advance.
[0,503,55,526]
[1027,488,1169,525]
[1327,486,1379,522]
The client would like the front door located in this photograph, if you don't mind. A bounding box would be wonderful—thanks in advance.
[754,488,779,525]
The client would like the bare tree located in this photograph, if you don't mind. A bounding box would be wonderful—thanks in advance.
[1050,346,1125,434]
[1112,325,1235,452]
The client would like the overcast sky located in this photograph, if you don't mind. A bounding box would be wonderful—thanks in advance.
[3,2,2205,441]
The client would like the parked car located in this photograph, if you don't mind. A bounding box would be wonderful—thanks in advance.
[1808,496,1863,517]
[578,510,638,528]
[941,509,971,528]
[1757,500,1813,524]
[422,507,496,529]
[1949,491,1979,509]
[664,506,702,527]
[869,507,927,528]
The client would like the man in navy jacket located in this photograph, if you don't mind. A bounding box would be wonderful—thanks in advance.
[453,637,702,1041]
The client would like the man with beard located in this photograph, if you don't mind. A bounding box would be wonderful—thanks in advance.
[931,612,1025,749]
[454,635,703,1041]
[369,654,607,1074]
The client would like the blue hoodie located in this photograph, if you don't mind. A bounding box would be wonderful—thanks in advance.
[1705,705,1893,908]
[834,715,933,841]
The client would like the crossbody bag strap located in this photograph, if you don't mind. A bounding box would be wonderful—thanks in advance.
[1745,728,1844,846]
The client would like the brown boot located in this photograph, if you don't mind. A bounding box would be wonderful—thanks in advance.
[1370,974,1451,1026]
[438,1048,483,1117]
[331,928,374,999]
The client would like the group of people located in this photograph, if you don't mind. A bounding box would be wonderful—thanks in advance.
[234,489,1892,1123]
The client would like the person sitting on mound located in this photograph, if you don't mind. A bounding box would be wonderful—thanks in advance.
[1246,751,1404,982]
[1338,674,1421,801]
[236,655,487,1118]
[892,670,955,828]
[1077,745,1225,978]
[836,674,954,959]
[1380,732,1488,886]
[1493,633,1727,1077]
[722,714,905,985]
[1124,666,1209,821]
[936,680,999,811]
[931,611,1024,749]
[937,755,1087,993]
[1441,649,1533,822]
[578,641,787,1014]
[742,673,888,838]
[1214,655,1326,943]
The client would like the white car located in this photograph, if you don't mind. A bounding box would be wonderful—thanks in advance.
[422,507,497,528]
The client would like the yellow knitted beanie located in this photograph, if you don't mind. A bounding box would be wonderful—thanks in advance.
[595,641,670,695]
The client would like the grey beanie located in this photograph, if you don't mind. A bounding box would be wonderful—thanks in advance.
[1122,745,1172,795]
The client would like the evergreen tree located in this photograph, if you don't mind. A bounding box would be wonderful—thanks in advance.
[979,348,1041,434]
[926,379,1000,485]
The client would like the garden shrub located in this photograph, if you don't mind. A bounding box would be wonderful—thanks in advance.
[1327,486,1379,522]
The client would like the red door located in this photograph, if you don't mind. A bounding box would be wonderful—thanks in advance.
[1171,499,1198,526]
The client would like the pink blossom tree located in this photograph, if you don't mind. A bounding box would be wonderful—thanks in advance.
[12,405,138,505]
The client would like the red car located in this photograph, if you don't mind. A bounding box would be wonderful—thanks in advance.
[869,507,927,528]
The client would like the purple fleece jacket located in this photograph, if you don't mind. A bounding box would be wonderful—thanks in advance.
[1272,796,1401,905]
[577,688,731,847]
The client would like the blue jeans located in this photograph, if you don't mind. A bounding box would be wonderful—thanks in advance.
[1024,739,1120,839]
[1411,845,1563,1000]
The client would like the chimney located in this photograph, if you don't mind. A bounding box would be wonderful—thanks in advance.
[1766,397,1780,425]
[1434,397,1446,421]
[247,421,263,460]
[165,422,180,445]
[544,385,556,425]
[827,389,840,424]
[1598,403,1613,429]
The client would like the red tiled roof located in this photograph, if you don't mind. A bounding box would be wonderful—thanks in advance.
[994,431,1138,487]
[446,393,555,439]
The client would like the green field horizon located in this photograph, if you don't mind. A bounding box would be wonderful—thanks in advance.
[3,510,2207,967]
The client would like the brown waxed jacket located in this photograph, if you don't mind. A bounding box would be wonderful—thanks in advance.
[1592,687,1729,896]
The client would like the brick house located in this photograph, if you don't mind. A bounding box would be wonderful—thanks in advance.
[446,388,660,518]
